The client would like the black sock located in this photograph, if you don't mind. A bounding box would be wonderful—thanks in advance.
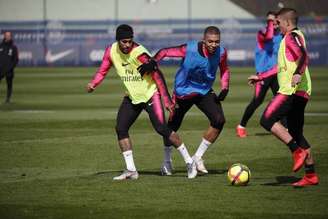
[287,140,298,152]
[305,164,315,174]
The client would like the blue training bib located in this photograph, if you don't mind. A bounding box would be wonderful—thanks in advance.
[255,32,282,74]
[174,40,224,97]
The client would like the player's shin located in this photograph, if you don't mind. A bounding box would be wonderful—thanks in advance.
[169,131,197,178]
[164,145,173,163]
[195,138,211,158]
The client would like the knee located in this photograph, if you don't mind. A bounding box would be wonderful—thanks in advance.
[211,115,225,130]
[155,124,172,138]
[115,125,129,140]
[260,114,272,131]
[163,136,173,146]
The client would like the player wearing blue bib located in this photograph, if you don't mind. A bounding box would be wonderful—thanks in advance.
[236,11,285,138]
[138,26,231,175]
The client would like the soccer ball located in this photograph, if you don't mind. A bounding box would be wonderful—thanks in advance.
[227,163,251,186]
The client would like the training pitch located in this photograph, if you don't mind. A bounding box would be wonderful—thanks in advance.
[0,67,327,218]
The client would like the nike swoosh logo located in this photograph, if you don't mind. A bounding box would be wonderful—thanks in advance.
[46,49,74,63]
[122,63,130,66]
[148,102,153,106]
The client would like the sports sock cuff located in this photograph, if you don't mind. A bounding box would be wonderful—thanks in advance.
[287,140,298,152]
[202,138,212,145]
[122,150,133,156]
[305,164,315,174]
[177,143,185,151]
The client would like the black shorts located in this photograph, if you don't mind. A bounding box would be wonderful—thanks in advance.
[261,94,307,132]
[260,94,310,148]
[115,91,172,140]
[168,91,225,131]
[260,93,292,130]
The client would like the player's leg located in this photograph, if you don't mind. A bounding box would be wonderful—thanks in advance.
[113,96,143,180]
[145,92,197,178]
[193,91,226,173]
[5,72,14,103]
[270,76,288,127]
[288,96,319,186]
[237,78,270,137]
[260,94,308,172]
[0,71,4,101]
[161,96,194,175]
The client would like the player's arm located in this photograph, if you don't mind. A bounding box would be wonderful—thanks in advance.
[257,65,278,80]
[153,44,187,62]
[217,48,230,102]
[12,45,19,68]
[257,19,274,49]
[87,46,113,93]
[137,44,187,76]
[288,32,308,86]
[137,53,174,111]
[247,68,278,85]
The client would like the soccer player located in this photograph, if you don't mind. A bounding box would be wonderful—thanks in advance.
[87,24,197,180]
[248,8,319,187]
[236,11,283,138]
[138,26,230,175]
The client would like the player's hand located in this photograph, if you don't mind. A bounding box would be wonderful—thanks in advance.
[248,75,260,86]
[137,59,158,76]
[166,104,175,113]
[216,89,229,102]
[87,83,95,93]
[164,99,175,112]
[168,104,178,122]
[292,74,302,87]
[267,14,275,21]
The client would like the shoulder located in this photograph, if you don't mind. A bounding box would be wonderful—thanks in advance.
[217,46,227,56]
[187,40,198,47]
[286,31,304,47]
[132,42,150,55]
[106,44,113,54]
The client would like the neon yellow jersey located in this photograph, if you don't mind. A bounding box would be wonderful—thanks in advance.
[277,29,311,96]
[110,42,157,104]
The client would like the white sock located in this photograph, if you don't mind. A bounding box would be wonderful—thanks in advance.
[195,138,212,158]
[238,124,245,129]
[122,150,136,171]
[164,146,173,163]
[177,144,193,164]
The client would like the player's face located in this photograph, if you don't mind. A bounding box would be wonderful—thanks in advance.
[118,38,133,54]
[203,33,220,54]
[3,32,12,42]
[277,15,288,34]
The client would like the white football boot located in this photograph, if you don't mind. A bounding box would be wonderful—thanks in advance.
[187,161,197,179]
[113,170,139,180]
[160,161,173,176]
[192,155,208,174]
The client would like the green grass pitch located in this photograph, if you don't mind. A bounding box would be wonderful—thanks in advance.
[0,67,327,219]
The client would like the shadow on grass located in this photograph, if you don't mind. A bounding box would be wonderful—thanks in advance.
[254,132,271,136]
[93,169,227,177]
[261,176,301,186]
